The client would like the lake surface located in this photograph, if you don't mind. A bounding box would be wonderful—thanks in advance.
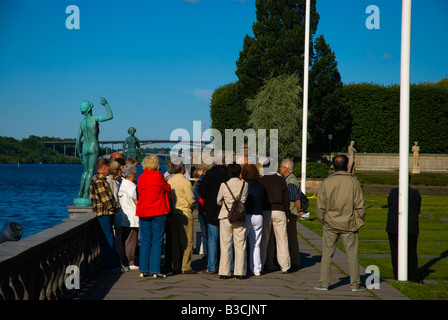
[0,163,165,239]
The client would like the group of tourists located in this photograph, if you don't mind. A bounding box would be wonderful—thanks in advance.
[89,151,421,291]
[89,152,306,280]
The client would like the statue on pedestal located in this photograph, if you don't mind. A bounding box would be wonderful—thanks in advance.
[412,141,420,174]
[74,97,114,206]
[348,140,357,174]
[123,127,141,161]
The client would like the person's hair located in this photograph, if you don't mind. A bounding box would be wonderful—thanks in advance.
[241,164,260,181]
[281,159,294,173]
[110,152,123,161]
[166,158,183,174]
[110,160,122,176]
[228,163,242,178]
[332,155,349,171]
[96,158,110,170]
[141,155,159,170]
[122,164,137,179]
[114,158,126,166]
[126,158,138,165]
[171,161,184,174]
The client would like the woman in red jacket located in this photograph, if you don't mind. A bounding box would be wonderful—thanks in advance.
[137,155,171,278]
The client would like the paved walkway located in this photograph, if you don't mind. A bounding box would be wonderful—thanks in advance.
[72,219,409,301]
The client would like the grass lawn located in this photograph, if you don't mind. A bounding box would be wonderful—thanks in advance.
[300,192,448,300]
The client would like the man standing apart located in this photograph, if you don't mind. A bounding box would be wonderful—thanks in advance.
[315,155,366,291]
[90,158,123,274]
[279,159,301,269]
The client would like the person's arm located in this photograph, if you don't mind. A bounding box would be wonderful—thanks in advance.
[132,187,138,206]
[216,183,224,205]
[353,180,366,222]
[287,183,302,216]
[316,184,326,223]
[97,178,121,213]
[197,171,210,199]
[75,125,83,160]
[184,178,195,209]
[281,180,291,216]
[93,97,113,122]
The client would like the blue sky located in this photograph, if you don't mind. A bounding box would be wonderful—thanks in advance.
[1,0,447,143]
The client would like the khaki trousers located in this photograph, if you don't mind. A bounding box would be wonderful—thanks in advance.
[169,210,194,272]
[219,218,246,276]
[319,225,361,289]
[261,210,291,272]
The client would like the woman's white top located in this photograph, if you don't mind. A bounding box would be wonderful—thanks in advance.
[117,179,139,228]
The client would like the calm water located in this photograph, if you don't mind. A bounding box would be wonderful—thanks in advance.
[0,163,166,239]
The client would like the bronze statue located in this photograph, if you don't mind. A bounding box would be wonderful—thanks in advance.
[74,97,113,206]
[123,127,141,160]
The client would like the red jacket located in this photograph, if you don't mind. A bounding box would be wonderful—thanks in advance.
[136,169,171,218]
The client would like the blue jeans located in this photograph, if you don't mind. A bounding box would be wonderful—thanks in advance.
[97,215,121,270]
[207,223,233,272]
[139,214,167,274]
[198,214,208,255]
[207,223,219,272]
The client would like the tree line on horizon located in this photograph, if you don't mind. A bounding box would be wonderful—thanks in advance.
[0,135,175,164]
[209,0,448,159]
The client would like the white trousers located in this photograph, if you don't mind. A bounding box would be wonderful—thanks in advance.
[245,214,263,274]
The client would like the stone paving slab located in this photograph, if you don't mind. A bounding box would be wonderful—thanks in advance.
[73,220,409,302]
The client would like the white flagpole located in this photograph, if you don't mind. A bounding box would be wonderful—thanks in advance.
[398,0,412,282]
[301,0,310,193]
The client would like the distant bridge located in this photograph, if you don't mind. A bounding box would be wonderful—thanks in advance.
[42,139,212,157]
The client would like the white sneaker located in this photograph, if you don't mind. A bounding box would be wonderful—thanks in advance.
[314,284,328,291]
[129,265,139,270]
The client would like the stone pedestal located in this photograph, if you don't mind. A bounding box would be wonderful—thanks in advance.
[412,166,421,174]
[67,206,94,219]
[73,197,91,207]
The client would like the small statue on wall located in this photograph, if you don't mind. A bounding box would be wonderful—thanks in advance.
[348,140,357,174]
[412,141,420,174]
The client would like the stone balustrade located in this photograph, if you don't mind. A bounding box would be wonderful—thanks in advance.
[0,212,101,300]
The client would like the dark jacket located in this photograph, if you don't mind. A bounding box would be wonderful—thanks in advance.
[386,187,421,235]
[260,173,290,216]
[244,180,265,215]
[197,165,229,226]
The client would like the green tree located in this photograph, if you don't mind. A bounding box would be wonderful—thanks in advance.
[0,135,81,164]
[308,34,348,152]
[247,74,302,159]
[435,77,448,90]
[236,0,320,99]
[210,81,249,133]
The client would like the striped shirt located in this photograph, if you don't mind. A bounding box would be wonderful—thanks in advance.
[90,173,121,217]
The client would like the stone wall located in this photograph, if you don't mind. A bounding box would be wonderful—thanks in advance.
[0,211,101,300]
[324,153,448,172]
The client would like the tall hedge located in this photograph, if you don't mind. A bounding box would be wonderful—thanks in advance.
[341,83,448,154]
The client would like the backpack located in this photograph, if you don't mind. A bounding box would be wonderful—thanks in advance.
[223,182,246,223]
[300,191,309,212]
